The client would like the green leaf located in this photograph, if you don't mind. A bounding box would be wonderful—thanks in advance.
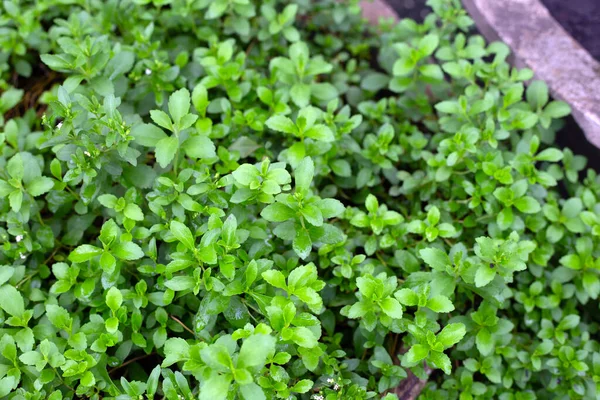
[112,242,144,260]
[437,323,466,348]
[69,245,103,263]
[9,190,22,212]
[262,270,287,290]
[192,84,209,116]
[304,124,334,142]
[0,285,24,317]
[164,276,196,291]
[183,136,216,159]
[239,383,266,400]
[317,198,345,219]
[380,298,403,318]
[559,254,581,270]
[131,123,167,147]
[233,164,260,186]
[7,153,24,180]
[98,194,118,208]
[361,73,390,91]
[150,110,173,131]
[0,179,14,197]
[526,80,549,108]
[170,221,195,251]
[295,157,314,196]
[536,148,563,162]
[155,136,179,168]
[265,115,296,134]
[393,57,416,76]
[238,334,276,369]
[168,88,191,125]
[419,248,450,271]
[162,338,190,367]
[26,176,54,196]
[402,344,429,366]
[288,263,318,290]
[429,351,452,375]
[497,207,514,230]
[476,327,494,356]
[45,304,72,330]
[106,287,123,311]
[290,379,313,393]
[544,101,571,118]
[199,374,231,400]
[261,203,295,222]
[293,229,312,259]
[301,204,323,226]
[330,159,352,177]
[427,295,454,313]
[419,34,439,56]
[291,327,318,348]
[514,196,541,214]
[475,265,496,287]
[124,203,144,221]
[395,289,418,306]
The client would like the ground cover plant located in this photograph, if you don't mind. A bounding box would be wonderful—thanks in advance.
[0,0,598,398]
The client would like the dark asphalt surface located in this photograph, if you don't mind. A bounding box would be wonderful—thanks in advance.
[542,0,600,62]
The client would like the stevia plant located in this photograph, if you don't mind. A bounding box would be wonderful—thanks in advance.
[0,0,599,399]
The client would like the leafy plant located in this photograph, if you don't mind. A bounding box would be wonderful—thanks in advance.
[0,0,598,399]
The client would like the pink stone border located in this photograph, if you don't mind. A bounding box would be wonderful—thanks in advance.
[359,0,398,24]
[463,0,600,148]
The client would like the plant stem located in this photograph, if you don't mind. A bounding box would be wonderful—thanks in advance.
[170,315,195,335]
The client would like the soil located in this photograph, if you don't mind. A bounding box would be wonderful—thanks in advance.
[385,0,429,21]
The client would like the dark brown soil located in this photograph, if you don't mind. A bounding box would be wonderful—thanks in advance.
[386,0,429,21]
[542,0,600,62]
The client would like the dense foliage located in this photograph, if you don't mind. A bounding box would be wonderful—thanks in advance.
[0,0,599,398]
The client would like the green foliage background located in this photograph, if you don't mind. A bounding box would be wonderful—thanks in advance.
[0,0,599,399]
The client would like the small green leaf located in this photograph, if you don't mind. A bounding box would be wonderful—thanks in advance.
[475,265,496,287]
[170,221,195,251]
[131,123,167,147]
[266,115,296,135]
[437,323,466,348]
[183,136,216,159]
[261,203,295,222]
[26,177,54,196]
[427,295,454,313]
[293,229,312,259]
[69,245,103,263]
[0,285,24,317]
[168,88,191,125]
[106,287,123,311]
[380,298,403,318]
[238,334,276,369]
[112,242,144,260]
[402,344,429,366]
[155,136,179,168]
[295,157,314,196]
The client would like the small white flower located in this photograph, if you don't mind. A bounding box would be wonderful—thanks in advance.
[56,121,63,129]
[311,396,324,400]
[333,384,340,391]
[327,378,335,384]
[19,252,26,260]
[84,151,91,157]
[145,68,152,75]
[15,235,23,242]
